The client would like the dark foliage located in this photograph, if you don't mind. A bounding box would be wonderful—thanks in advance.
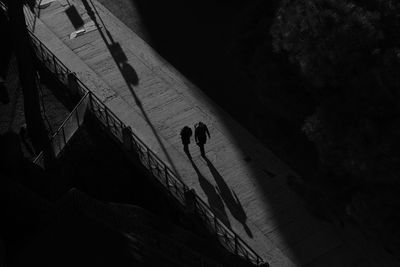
[272,0,400,182]
[268,0,400,257]
[230,0,315,124]
[231,0,400,258]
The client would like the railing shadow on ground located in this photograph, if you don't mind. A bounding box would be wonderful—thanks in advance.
[26,29,267,266]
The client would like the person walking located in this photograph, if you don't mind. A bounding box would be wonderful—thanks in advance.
[194,122,210,158]
[180,126,193,159]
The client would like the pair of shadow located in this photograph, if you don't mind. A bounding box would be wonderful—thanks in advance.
[189,156,252,238]
[182,142,206,160]
[78,0,251,239]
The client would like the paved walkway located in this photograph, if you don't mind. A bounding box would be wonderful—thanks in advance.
[25,1,398,266]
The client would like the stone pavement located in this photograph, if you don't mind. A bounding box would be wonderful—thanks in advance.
[25,1,399,266]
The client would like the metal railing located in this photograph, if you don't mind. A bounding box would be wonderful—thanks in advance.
[26,25,266,266]
[51,91,90,156]
[33,151,44,168]
[32,92,89,166]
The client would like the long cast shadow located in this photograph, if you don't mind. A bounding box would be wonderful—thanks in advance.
[80,0,181,177]
[189,159,231,229]
[82,1,384,266]
[204,157,252,238]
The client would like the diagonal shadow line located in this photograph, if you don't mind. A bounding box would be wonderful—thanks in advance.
[204,157,253,238]
[189,158,231,229]
[81,0,181,177]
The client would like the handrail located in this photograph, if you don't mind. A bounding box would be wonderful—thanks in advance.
[33,151,44,167]
[50,91,89,156]
[25,22,266,266]
[51,91,89,140]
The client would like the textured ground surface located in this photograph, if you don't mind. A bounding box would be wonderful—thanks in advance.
[25,1,399,266]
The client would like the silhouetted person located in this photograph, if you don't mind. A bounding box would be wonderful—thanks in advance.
[180,126,192,158]
[194,122,210,157]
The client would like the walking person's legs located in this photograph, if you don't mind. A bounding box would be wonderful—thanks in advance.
[199,142,206,158]
[183,143,191,159]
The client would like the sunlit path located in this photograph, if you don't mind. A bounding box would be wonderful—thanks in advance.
[25,0,398,266]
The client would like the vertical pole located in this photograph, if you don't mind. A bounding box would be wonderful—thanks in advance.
[184,189,196,214]
[57,132,62,155]
[89,92,93,111]
[67,73,79,99]
[53,54,57,74]
[234,233,238,254]
[122,126,133,151]
[165,165,170,189]
[105,107,109,127]
[62,127,66,148]
[75,105,80,126]
[147,148,151,168]
[40,42,44,60]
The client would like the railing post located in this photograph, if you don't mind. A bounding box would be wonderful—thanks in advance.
[146,148,150,166]
[165,165,170,189]
[67,73,80,100]
[122,126,133,151]
[56,133,62,155]
[184,189,196,214]
[62,127,67,149]
[75,107,80,126]
[104,107,110,127]
[39,42,44,60]
[88,91,93,110]
[53,54,57,75]
[234,233,238,254]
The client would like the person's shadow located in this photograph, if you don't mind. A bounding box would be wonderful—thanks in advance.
[189,159,231,228]
[204,157,252,238]
[120,61,139,87]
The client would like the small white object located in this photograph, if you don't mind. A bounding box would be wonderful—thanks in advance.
[69,28,86,39]
[37,0,55,9]
[69,21,99,39]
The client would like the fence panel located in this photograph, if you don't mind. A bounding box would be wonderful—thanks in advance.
[107,114,123,142]
[50,93,89,157]
[52,127,65,156]
[76,94,90,127]
[62,110,78,143]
